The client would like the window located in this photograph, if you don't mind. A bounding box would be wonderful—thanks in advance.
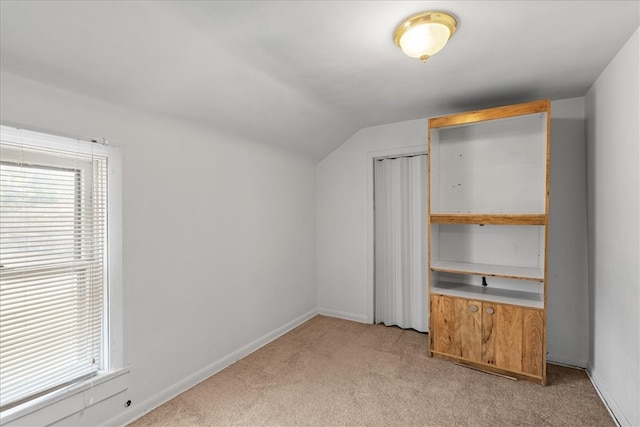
[0,125,123,419]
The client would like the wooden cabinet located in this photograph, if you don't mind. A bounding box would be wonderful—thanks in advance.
[430,295,544,379]
[427,100,550,384]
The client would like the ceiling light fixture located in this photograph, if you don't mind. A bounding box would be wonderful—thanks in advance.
[393,11,458,62]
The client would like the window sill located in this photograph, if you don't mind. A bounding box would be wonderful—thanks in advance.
[0,367,129,426]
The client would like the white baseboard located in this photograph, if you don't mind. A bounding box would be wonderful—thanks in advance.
[548,361,627,426]
[106,309,318,427]
[547,356,587,369]
[586,364,626,427]
[317,307,368,323]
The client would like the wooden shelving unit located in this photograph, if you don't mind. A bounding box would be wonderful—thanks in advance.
[427,99,551,384]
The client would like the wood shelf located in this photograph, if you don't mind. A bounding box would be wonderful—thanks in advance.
[431,260,544,281]
[431,281,543,309]
[428,99,550,129]
[430,214,546,225]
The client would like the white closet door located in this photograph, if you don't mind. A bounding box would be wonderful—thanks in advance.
[374,154,428,332]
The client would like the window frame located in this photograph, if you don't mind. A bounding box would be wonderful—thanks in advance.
[0,124,126,426]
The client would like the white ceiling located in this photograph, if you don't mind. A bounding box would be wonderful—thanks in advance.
[1,1,638,159]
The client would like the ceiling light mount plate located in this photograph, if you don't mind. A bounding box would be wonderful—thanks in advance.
[394,11,458,62]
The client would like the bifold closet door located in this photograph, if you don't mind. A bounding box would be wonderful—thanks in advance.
[374,154,428,332]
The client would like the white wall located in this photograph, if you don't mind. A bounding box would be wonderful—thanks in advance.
[547,97,589,367]
[0,72,318,426]
[316,119,428,322]
[316,98,590,367]
[585,28,639,427]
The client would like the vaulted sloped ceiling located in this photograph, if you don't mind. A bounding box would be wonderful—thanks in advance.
[1,1,638,159]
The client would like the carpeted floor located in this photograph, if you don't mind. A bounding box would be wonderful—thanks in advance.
[129,315,613,426]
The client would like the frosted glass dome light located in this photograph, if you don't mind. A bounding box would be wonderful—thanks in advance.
[394,12,458,62]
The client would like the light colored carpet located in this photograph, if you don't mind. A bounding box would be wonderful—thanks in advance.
[129,315,613,426]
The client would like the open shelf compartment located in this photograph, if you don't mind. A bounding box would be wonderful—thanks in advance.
[431,280,543,309]
[429,223,545,276]
[429,112,548,215]
[431,260,543,281]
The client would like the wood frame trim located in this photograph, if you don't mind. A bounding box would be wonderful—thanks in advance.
[431,352,546,384]
[429,214,546,225]
[427,121,434,357]
[542,99,551,382]
[430,266,543,282]
[428,99,549,129]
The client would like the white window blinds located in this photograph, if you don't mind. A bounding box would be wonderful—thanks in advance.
[0,127,108,410]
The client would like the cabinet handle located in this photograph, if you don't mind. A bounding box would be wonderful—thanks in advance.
[486,307,495,315]
[470,305,478,313]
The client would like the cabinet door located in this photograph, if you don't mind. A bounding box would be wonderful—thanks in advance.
[430,295,482,361]
[482,303,523,371]
[431,295,458,355]
[481,303,544,377]
[455,298,482,362]
[522,308,544,377]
